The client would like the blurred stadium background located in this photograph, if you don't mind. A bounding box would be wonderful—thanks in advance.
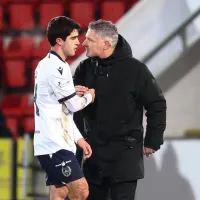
[0,0,200,199]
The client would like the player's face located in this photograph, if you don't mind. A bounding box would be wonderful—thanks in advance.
[62,29,80,57]
[82,29,105,58]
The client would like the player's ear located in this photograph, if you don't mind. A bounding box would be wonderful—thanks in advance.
[56,38,63,46]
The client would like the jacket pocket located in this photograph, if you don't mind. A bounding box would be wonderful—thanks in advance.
[125,136,138,149]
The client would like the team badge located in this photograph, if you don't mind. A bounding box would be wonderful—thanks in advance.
[55,160,72,177]
[62,165,72,177]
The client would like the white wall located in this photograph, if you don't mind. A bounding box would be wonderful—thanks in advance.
[116,0,200,77]
[117,0,191,59]
[136,139,200,200]
[164,62,200,137]
[186,0,200,32]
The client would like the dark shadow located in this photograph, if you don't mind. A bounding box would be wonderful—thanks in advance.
[136,156,160,200]
[155,143,195,200]
[136,143,195,200]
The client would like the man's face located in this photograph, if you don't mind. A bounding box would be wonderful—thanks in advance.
[82,29,105,58]
[62,29,80,57]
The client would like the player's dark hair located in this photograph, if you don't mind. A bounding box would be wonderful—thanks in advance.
[46,16,81,46]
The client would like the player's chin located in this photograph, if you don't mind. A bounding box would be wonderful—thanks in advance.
[70,51,76,57]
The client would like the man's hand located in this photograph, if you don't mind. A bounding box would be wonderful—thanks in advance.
[77,138,92,160]
[75,85,95,102]
[75,85,89,96]
[143,147,155,157]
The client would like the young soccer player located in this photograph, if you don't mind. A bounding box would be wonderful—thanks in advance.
[34,16,95,200]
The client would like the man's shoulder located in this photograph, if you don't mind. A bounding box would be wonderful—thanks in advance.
[128,56,145,66]
[80,57,92,67]
[75,58,92,74]
[123,56,146,73]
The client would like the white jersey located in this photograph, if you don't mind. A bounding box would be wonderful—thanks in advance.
[34,51,92,156]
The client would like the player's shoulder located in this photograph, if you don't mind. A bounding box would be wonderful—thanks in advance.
[39,54,69,77]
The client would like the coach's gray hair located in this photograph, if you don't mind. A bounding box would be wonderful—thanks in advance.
[88,19,118,48]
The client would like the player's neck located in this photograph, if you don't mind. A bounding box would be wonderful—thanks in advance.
[51,47,66,61]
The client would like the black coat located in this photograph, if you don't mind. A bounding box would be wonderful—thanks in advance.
[73,35,166,184]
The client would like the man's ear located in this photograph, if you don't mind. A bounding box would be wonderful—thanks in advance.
[103,40,112,50]
[56,38,63,46]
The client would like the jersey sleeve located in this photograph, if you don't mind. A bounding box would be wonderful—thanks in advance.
[47,65,76,100]
[47,65,92,112]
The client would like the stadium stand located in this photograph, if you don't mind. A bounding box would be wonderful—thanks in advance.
[0,5,5,31]
[38,2,64,29]
[69,1,95,28]
[8,3,35,30]
[100,1,125,22]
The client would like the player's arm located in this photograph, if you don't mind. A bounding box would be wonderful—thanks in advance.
[61,89,95,113]
[47,69,95,112]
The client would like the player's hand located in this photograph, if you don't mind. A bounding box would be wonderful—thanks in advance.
[87,89,95,102]
[77,138,92,160]
[75,85,89,96]
[143,147,155,157]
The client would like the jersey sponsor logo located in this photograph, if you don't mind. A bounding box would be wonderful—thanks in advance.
[57,67,63,75]
[58,81,70,88]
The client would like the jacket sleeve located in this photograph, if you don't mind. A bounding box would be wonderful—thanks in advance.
[138,64,167,150]
[73,62,86,137]
[73,62,85,86]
